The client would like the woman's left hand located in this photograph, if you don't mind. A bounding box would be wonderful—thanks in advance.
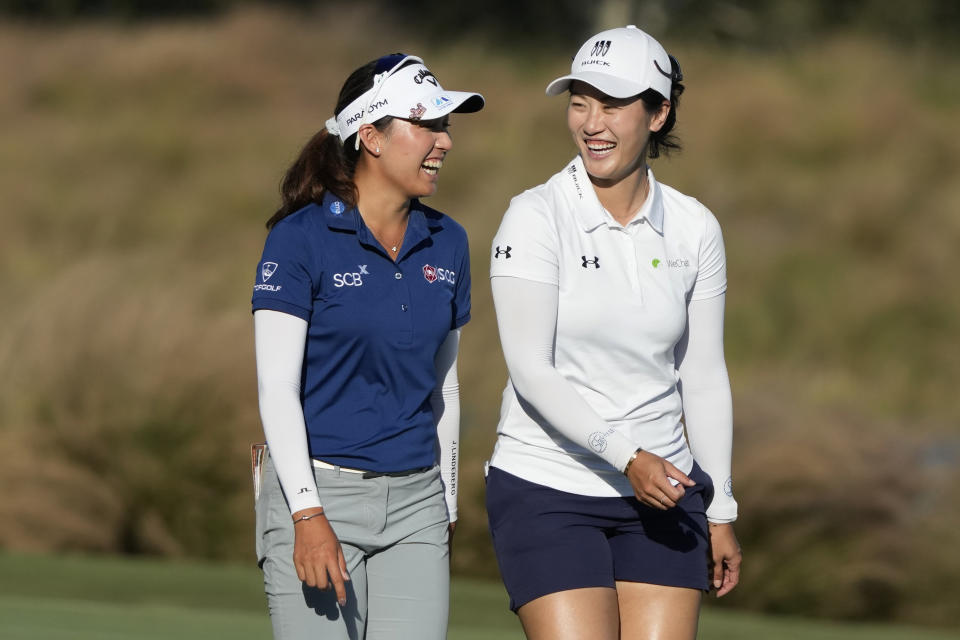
[708,522,741,597]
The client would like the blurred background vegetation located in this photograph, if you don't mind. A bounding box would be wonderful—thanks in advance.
[0,0,958,631]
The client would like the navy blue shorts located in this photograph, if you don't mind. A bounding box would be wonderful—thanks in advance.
[485,463,714,612]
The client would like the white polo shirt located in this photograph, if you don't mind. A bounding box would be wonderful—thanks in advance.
[489,155,727,499]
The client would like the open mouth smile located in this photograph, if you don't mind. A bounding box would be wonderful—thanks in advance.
[422,158,443,175]
[585,139,616,158]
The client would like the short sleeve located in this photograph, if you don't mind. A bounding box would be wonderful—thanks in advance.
[251,221,318,321]
[489,193,559,285]
[452,237,471,329]
[689,207,727,301]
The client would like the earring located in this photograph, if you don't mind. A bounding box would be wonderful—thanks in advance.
[375,146,380,154]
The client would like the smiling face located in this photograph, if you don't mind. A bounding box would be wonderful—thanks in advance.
[376,116,452,199]
[566,81,669,186]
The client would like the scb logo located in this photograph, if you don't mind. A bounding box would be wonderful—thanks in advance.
[333,272,364,287]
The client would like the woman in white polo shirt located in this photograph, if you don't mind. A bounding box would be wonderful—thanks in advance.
[487,26,742,639]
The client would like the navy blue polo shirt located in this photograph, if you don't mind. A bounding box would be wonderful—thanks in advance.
[251,192,471,472]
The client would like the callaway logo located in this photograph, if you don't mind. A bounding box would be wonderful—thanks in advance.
[590,40,611,56]
[261,262,278,282]
[409,102,426,120]
[414,69,438,86]
[581,256,600,269]
[422,264,456,284]
[494,245,511,259]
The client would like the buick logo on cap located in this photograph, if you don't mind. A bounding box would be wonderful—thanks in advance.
[590,40,611,57]
[261,262,278,282]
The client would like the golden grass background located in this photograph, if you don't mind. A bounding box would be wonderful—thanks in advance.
[0,5,958,626]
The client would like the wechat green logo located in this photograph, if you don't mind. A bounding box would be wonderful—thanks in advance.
[652,258,661,268]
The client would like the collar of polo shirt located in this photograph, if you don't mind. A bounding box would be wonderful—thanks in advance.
[564,156,665,233]
[333,55,484,150]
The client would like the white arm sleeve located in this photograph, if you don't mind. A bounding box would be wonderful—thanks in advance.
[675,294,738,522]
[254,309,321,514]
[491,276,639,472]
[431,329,461,523]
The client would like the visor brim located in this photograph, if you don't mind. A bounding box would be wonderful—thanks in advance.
[545,73,646,99]
[405,90,484,121]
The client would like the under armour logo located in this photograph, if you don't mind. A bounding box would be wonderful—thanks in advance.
[495,245,512,259]
[590,40,611,57]
[358,264,369,275]
[581,256,599,268]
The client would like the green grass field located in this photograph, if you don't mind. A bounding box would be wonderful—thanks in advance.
[1,553,957,639]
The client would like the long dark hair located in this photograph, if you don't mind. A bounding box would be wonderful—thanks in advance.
[266,55,406,229]
[640,54,685,159]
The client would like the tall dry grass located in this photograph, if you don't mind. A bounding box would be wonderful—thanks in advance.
[0,5,958,626]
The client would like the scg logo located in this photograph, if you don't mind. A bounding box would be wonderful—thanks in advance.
[333,272,364,287]
[423,263,456,284]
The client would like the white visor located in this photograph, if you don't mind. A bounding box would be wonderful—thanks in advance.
[333,55,484,147]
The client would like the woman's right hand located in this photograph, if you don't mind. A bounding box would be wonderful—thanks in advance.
[291,508,350,606]
[625,450,695,510]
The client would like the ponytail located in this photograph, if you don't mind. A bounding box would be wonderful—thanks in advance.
[642,54,685,160]
[266,127,357,229]
[266,55,407,229]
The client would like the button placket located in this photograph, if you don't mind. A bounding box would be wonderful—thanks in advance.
[392,261,414,344]
[632,230,651,303]
[617,229,642,297]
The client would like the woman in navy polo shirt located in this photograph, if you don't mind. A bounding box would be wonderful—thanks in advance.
[487,27,741,639]
[251,53,482,639]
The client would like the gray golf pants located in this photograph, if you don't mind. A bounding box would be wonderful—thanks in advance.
[256,455,450,640]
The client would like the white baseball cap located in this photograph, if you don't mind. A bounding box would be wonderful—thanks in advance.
[329,54,484,148]
[546,25,675,100]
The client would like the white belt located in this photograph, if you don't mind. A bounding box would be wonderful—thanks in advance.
[312,458,434,479]
[312,459,366,474]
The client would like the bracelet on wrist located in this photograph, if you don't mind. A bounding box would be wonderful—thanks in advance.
[623,447,643,475]
[292,509,324,524]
